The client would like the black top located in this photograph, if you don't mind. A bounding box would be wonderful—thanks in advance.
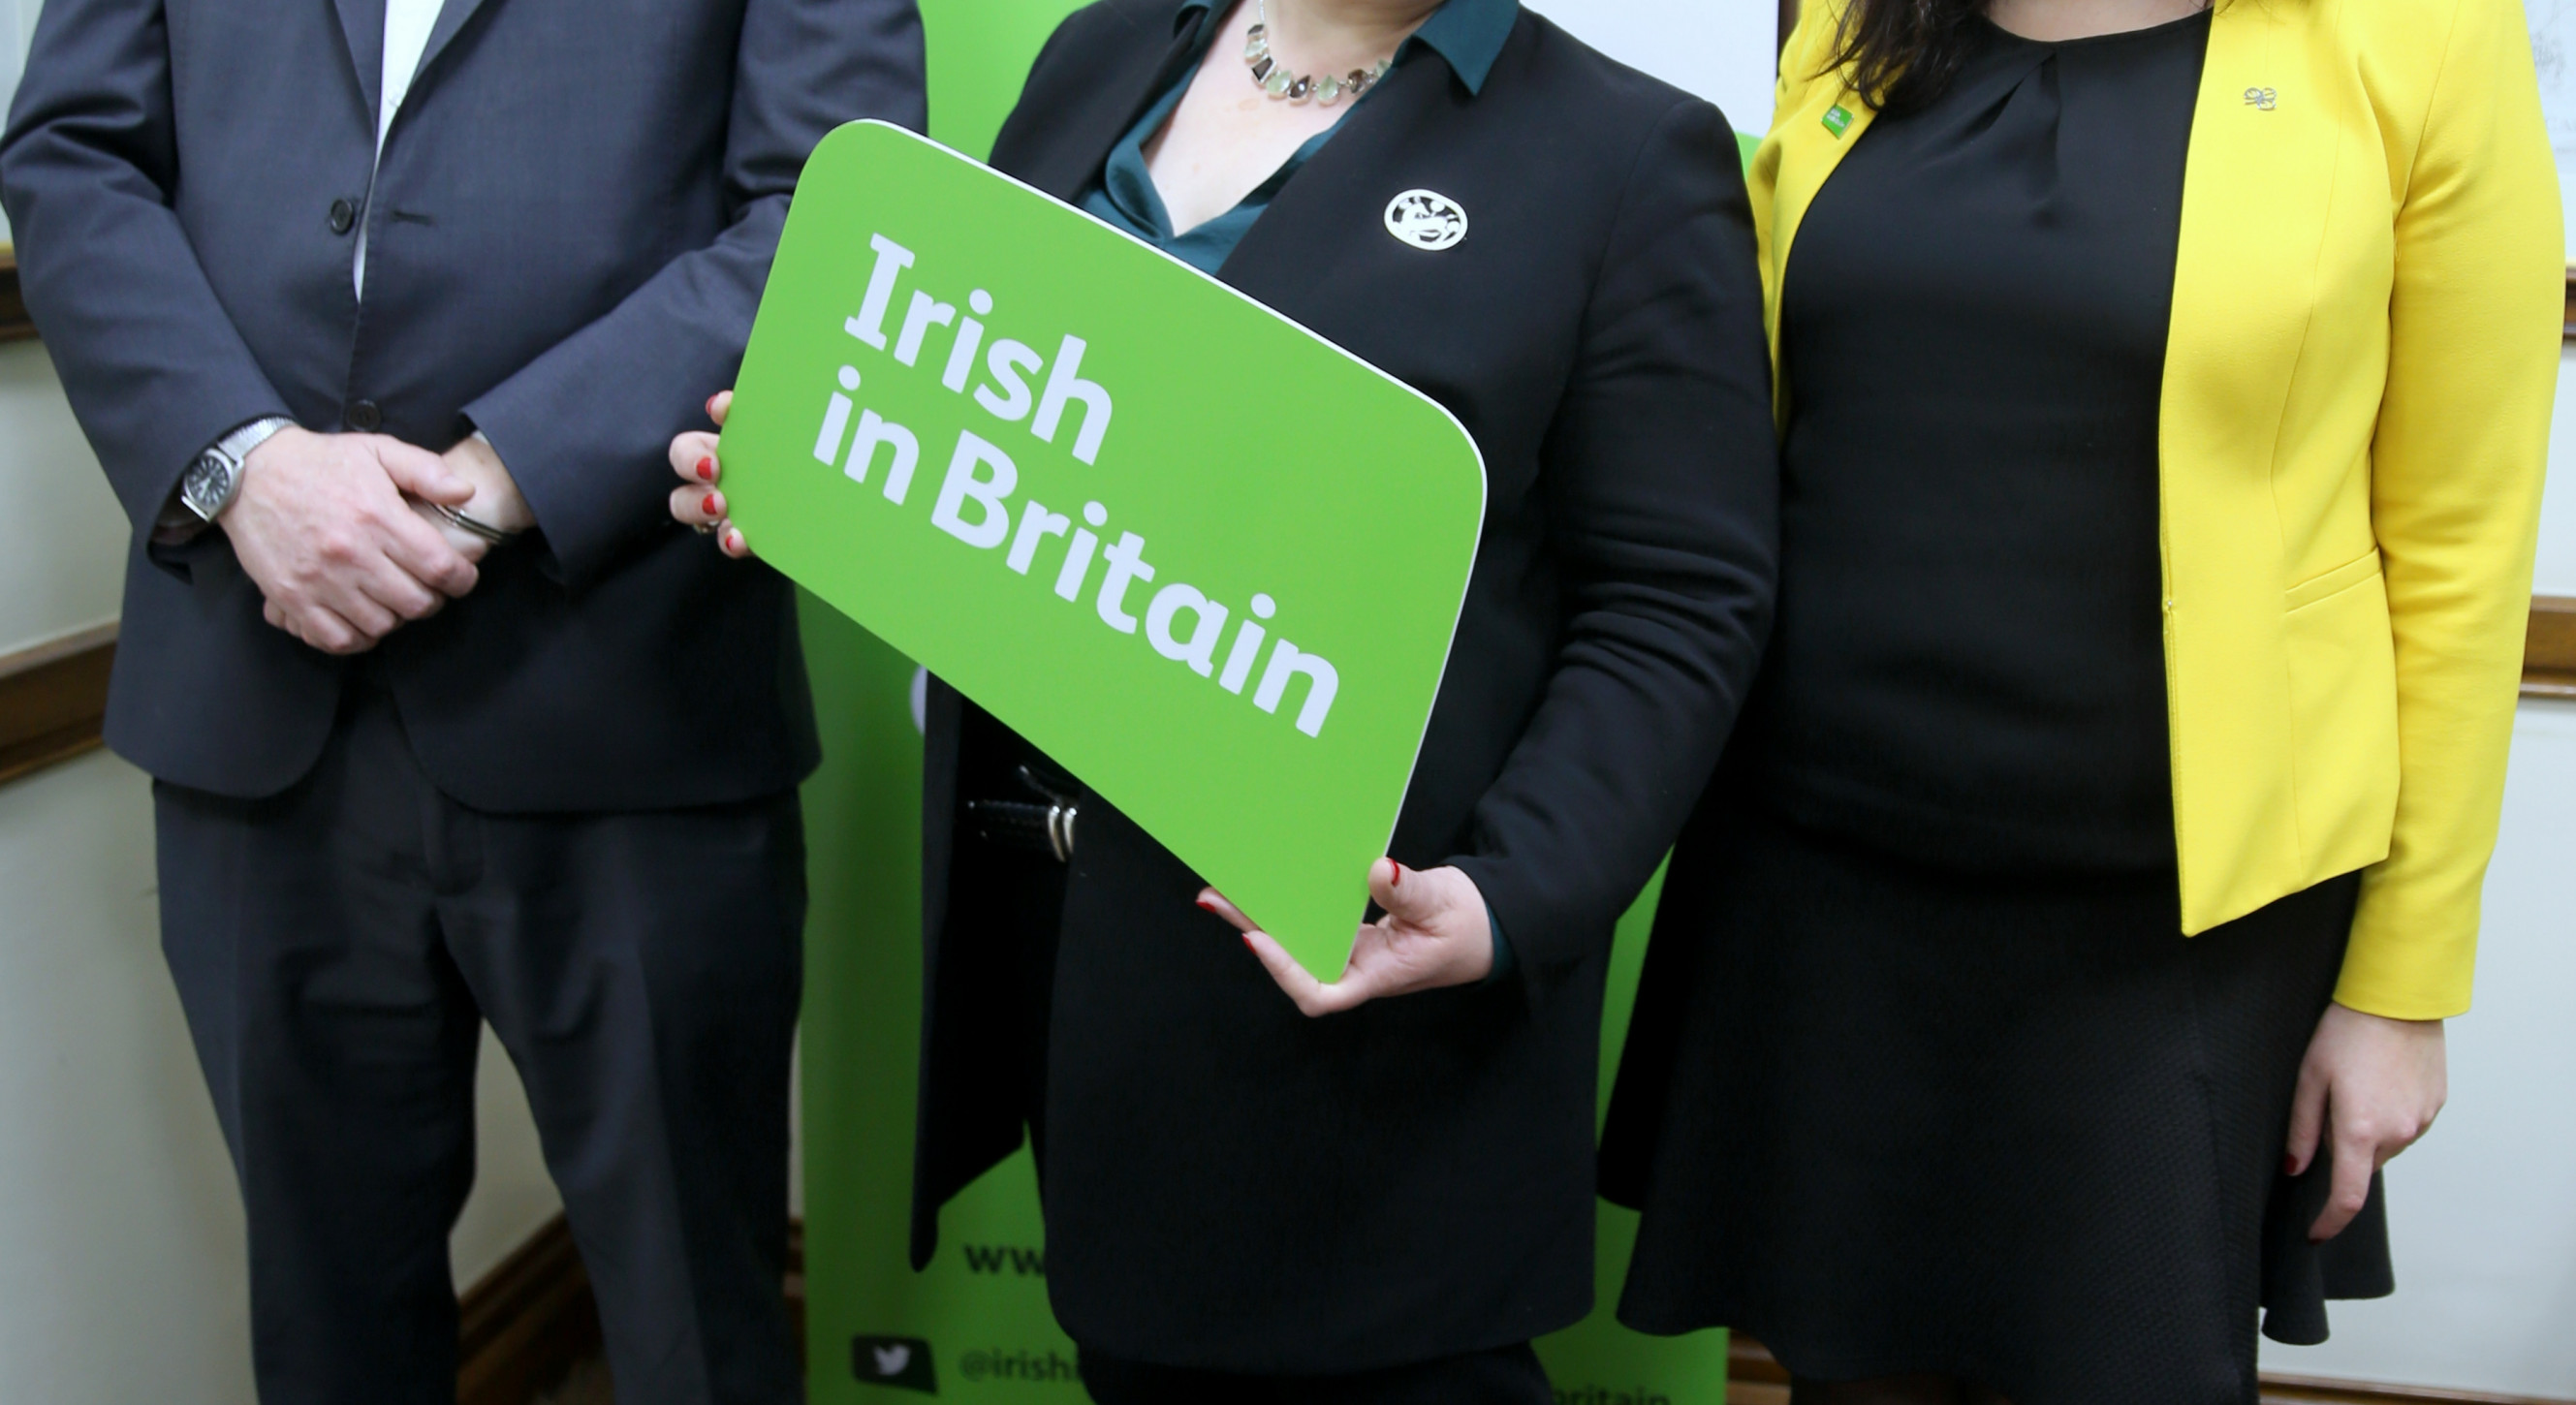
[1753,10,2210,871]
[910,0,1778,1374]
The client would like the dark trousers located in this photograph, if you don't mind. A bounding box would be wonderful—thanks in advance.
[1076,1343,1555,1405]
[152,682,806,1405]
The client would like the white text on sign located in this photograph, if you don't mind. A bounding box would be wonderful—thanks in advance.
[810,233,1342,739]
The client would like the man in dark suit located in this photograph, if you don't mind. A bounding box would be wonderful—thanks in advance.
[0,1,922,1400]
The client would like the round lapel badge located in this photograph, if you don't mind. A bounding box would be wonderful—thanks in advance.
[1384,189,1468,252]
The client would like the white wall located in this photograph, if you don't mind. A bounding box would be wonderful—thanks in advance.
[0,0,39,246]
[0,338,119,647]
[0,339,564,1404]
[2264,702,2576,1396]
[1531,0,1779,138]
[2260,353,2576,1399]
[2534,348,2576,595]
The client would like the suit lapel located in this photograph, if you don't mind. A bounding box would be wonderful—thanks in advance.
[1021,10,1205,203]
[412,0,499,95]
[330,0,384,121]
[1215,37,1446,296]
[2162,0,2341,466]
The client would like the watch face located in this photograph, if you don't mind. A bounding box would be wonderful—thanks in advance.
[181,453,235,520]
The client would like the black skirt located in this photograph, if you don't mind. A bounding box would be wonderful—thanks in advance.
[1600,801,2394,1405]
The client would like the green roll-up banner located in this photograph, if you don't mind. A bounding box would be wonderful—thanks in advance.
[798,5,1732,1399]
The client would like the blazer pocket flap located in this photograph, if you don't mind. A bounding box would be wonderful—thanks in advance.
[2285,548,2383,612]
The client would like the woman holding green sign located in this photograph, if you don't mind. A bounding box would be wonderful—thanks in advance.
[1601,0,2559,1399]
[674,0,1778,1399]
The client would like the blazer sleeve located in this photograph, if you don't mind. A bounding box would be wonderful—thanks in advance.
[1443,96,1779,976]
[461,0,926,591]
[2337,0,2561,1019]
[0,0,296,548]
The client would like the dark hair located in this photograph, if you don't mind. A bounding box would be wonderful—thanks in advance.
[1820,0,1989,114]
[1823,0,2215,112]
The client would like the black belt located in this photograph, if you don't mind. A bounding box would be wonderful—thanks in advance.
[967,765,1079,862]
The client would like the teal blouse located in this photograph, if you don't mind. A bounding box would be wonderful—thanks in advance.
[1080,0,1516,274]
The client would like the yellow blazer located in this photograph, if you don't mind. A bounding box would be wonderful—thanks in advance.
[1755,0,2560,1017]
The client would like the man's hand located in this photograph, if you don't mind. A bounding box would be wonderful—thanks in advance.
[414,434,537,560]
[222,427,482,655]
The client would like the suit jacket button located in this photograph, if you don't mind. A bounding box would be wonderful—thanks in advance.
[328,198,358,235]
[345,399,382,432]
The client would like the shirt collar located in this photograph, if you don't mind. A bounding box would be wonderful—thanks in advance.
[1176,0,1517,96]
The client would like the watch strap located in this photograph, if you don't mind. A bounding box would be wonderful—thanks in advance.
[213,416,295,467]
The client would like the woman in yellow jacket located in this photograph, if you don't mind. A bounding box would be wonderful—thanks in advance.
[1600,0,2559,1398]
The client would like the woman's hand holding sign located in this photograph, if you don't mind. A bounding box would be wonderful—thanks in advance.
[669,361,1491,1018]
[671,390,754,557]
[1198,859,1496,1015]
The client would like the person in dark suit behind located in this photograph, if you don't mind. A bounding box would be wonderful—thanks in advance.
[0,1,922,1401]
[673,1,1777,1398]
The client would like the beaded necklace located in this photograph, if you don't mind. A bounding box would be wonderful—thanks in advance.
[1241,0,1397,107]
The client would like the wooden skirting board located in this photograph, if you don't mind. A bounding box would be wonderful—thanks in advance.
[0,623,115,787]
[452,1213,2563,1405]
[456,1218,602,1405]
[2525,596,2576,699]
[0,250,32,344]
[455,1214,803,1405]
[1728,1336,2573,1405]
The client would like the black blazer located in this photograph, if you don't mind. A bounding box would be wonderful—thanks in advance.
[0,0,923,808]
[911,0,1777,1373]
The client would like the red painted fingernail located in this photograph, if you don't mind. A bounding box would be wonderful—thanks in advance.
[1196,898,1218,914]
[705,394,719,419]
[2284,1154,2301,1176]
[1390,862,1403,887]
[696,456,716,481]
[1241,935,1256,952]
[702,493,721,515]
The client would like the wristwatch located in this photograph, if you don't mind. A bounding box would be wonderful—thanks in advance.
[179,416,296,525]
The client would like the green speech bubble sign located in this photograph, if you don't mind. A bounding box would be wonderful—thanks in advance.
[721,121,1486,981]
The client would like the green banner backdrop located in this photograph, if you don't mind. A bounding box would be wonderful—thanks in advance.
[797,5,1731,1400]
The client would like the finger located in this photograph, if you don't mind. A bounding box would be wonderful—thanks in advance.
[2283,1061,2327,1179]
[1365,857,1416,920]
[671,484,727,529]
[1241,928,1369,1017]
[672,430,722,484]
[323,583,401,644]
[375,439,474,505]
[377,509,481,597]
[264,599,287,632]
[2311,1123,2376,1241]
[1194,887,1260,935]
[720,522,752,559]
[708,390,734,427]
[357,558,445,623]
[294,603,364,655]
